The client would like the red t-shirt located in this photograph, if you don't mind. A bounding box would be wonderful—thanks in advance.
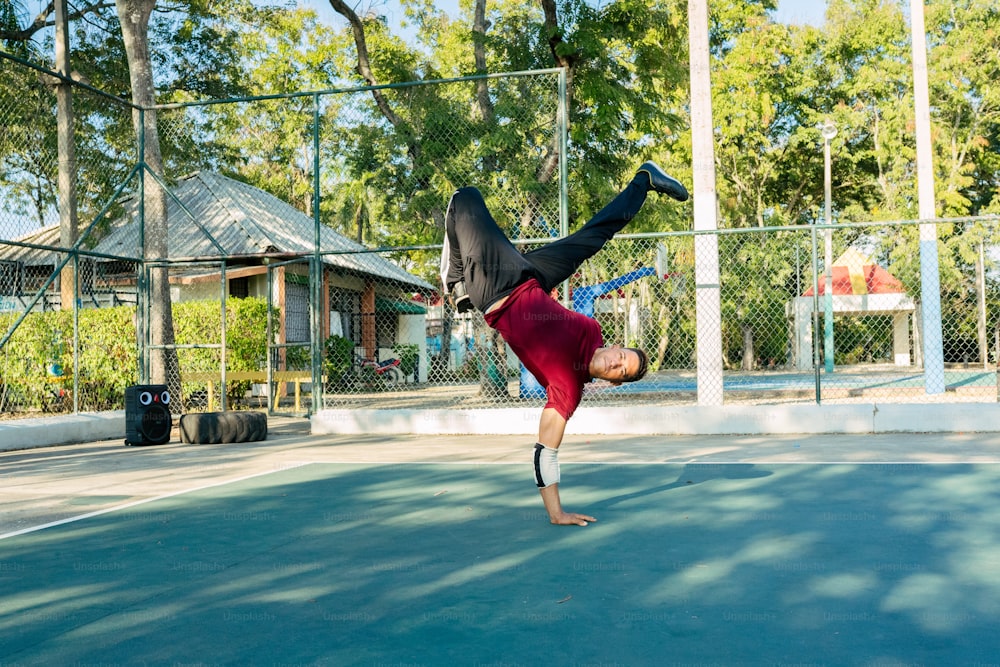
[484,279,603,420]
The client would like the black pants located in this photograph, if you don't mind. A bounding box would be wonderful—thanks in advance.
[441,176,650,311]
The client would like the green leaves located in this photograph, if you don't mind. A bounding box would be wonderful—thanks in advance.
[2,0,998,304]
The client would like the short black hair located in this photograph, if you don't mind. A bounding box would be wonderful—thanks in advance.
[624,347,648,382]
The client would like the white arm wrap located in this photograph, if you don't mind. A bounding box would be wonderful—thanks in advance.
[533,443,560,488]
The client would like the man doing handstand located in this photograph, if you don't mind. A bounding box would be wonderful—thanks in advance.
[440,161,688,526]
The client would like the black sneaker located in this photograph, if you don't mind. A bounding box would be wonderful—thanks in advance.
[637,161,689,202]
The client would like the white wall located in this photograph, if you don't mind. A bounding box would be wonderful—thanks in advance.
[397,313,428,382]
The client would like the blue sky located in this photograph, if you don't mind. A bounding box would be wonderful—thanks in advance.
[305,0,828,32]
[774,0,827,25]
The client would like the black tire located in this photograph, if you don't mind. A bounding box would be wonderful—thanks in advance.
[383,367,402,385]
[179,412,267,444]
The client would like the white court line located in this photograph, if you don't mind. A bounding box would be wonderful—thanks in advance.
[0,461,315,541]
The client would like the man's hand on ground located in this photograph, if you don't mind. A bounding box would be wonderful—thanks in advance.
[549,511,597,526]
[536,450,595,526]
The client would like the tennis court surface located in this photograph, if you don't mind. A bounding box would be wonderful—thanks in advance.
[3,421,1000,666]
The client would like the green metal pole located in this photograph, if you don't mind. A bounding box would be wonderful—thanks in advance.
[823,131,835,374]
[220,260,228,412]
[72,252,80,413]
[266,264,274,413]
[311,93,323,415]
[138,108,148,384]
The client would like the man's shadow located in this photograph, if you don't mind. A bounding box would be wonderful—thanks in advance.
[595,463,773,509]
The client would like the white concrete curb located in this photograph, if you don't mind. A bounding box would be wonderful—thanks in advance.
[312,403,1000,436]
[0,411,125,450]
[5,402,998,452]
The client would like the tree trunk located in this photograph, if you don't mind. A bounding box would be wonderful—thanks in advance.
[470,0,507,398]
[472,0,499,177]
[116,0,181,409]
[433,308,454,381]
[521,0,574,236]
[472,0,493,127]
[741,324,755,371]
[55,0,78,312]
[474,317,509,399]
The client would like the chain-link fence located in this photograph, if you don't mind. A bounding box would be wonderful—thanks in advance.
[1,52,144,417]
[3,49,1000,423]
[0,248,141,415]
[1,52,571,418]
[316,216,1000,414]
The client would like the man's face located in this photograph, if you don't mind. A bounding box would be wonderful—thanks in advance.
[591,345,641,385]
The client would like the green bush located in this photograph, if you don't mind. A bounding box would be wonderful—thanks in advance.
[392,343,419,380]
[323,334,355,387]
[76,306,140,410]
[284,346,311,371]
[172,297,275,404]
[0,306,138,412]
[0,296,275,415]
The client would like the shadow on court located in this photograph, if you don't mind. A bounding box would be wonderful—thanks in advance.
[2,462,1000,666]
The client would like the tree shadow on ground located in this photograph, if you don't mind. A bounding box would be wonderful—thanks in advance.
[2,462,999,666]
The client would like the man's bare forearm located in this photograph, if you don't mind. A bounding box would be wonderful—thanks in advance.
[536,408,595,525]
[539,483,596,526]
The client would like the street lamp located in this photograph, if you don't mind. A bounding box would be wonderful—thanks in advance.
[821,119,837,374]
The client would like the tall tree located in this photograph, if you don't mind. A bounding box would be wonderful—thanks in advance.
[54,0,79,311]
[924,0,1000,362]
[116,0,180,403]
[538,0,691,216]
[326,0,513,393]
[925,0,1000,218]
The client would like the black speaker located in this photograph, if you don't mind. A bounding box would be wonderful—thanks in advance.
[124,384,173,446]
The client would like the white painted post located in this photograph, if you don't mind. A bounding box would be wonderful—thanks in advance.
[910,0,945,394]
[688,0,724,405]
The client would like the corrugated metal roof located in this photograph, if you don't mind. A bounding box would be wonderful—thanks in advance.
[7,171,433,291]
[0,225,62,265]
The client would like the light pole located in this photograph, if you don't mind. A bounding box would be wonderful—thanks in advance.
[821,119,837,374]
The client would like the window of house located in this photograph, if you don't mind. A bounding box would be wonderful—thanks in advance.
[376,311,398,348]
[23,264,53,293]
[229,277,249,298]
[284,278,310,343]
[0,261,19,296]
[328,287,361,345]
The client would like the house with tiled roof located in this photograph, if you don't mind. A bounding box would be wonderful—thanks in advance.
[1,172,434,378]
